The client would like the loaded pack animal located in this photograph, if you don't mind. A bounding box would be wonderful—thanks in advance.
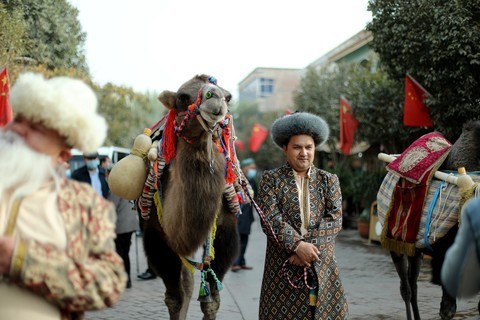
[377,120,480,320]
[136,75,245,319]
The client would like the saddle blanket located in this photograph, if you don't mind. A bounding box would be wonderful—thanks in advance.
[378,171,480,250]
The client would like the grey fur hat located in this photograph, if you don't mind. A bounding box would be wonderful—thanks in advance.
[271,112,330,148]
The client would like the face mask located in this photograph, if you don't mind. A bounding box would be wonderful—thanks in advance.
[65,169,71,178]
[107,163,114,171]
[246,169,257,179]
[86,159,100,170]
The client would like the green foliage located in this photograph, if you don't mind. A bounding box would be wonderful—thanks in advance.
[1,0,166,149]
[0,2,25,67]
[367,0,480,140]
[331,163,385,215]
[294,62,422,155]
[294,65,348,151]
[96,83,163,148]
[1,0,88,72]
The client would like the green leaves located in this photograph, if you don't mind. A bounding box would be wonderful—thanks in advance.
[1,0,87,72]
[367,0,480,140]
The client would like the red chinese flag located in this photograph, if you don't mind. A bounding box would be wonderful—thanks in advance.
[0,67,12,126]
[249,123,268,153]
[339,97,359,155]
[403,74,433,127]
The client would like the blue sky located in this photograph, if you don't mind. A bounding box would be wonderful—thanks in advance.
[70,0,371,99]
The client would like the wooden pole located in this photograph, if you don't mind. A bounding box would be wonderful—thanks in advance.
[377,153,458,185]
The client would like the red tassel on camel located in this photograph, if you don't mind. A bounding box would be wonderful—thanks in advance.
[221,119,236,184]
[162,110,177,164]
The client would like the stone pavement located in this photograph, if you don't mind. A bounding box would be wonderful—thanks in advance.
[86,223,480,320]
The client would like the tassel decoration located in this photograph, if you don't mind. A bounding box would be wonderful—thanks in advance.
[208,268,223,291]
[162,110,177,164]
[198,270,211,301]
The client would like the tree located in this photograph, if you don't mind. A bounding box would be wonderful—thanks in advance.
[1,0,88,72]
[367,0,480,140]
[293,62,414,214]
[294,65,351,160]
[0,3,25,67]
[97,83,162,148]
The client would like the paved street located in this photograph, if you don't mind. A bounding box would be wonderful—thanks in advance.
[86,223,480,320]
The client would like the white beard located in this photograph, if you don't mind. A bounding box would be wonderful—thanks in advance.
[0,130,60,205]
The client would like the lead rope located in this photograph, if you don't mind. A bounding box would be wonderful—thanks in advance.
[196,115,218,174]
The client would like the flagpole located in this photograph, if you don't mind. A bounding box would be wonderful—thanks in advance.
[406,73,431,97]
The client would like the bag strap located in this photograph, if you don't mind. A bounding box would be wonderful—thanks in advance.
[4,198,22,236]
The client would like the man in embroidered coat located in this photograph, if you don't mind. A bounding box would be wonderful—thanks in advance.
[258,112,348,320]
[0,72,127,320]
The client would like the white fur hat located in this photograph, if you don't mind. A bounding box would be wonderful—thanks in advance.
[9,72,107,153]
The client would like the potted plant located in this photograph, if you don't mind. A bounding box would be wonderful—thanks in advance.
[357,208,370,239]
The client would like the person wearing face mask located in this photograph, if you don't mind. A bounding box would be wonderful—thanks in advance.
[231,158,257,272]
[71,152,109,199]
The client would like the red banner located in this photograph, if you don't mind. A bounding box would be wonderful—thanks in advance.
[339,97,359,155]
[249,123,268,153]
[403,74,433,127]
[0,67,12,126]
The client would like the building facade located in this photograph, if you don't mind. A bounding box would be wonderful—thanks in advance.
[237,30,377,115]
[238,67,302,113]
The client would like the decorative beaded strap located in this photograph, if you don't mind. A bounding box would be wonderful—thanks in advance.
[281,260,317,290]
[4,198,22,236]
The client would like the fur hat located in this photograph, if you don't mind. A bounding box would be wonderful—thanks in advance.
[9,72,107,153]
[271,112,329,149]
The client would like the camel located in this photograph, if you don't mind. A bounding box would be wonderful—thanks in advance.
[139,75,242,320]
[377,120,480,320]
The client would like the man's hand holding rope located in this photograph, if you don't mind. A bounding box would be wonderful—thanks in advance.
[289,241,319,267]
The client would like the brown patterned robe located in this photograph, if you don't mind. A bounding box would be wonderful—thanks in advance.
[6,178,127,320]
[258,164,348,320]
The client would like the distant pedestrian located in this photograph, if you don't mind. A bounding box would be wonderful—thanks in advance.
[71,151,109,198]
[109,191,138,289]
[441,197,480,298]
[232,158,257,272]
[257,112,348,320]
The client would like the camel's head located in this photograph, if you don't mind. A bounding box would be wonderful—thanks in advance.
[441,120,480,171]
[158,74,231,126]
[197,83,229,125]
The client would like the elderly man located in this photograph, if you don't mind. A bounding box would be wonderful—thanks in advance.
[0,72,127,319]
[257,112,348,320]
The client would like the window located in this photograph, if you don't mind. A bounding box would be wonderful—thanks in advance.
[259,78,274,97]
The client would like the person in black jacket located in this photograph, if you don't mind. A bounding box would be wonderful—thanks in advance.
[232,158,257,271]
[71,152,109,199]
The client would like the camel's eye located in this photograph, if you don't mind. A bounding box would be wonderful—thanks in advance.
[205,91,213,100]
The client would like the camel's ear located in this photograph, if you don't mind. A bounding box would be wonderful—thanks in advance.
[158,90,177,110]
